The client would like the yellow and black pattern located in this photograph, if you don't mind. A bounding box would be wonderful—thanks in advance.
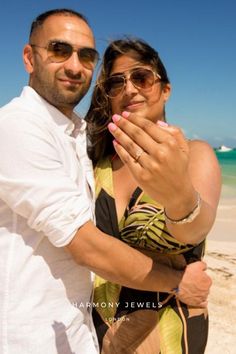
[93,158,208,354]
[120,192,194,254]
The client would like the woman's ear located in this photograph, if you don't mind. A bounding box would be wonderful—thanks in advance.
[162,83,171,102]
[23,44,34,74]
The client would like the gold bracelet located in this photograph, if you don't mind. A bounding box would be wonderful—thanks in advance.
[164,192,201,224]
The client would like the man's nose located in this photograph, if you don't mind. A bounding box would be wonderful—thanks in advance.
[63,51,84,74]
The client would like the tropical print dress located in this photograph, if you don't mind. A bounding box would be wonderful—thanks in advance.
[93,157,208,354]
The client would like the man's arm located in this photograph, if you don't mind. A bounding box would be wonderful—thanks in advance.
[66,220,211,307]
[0,111,211,307]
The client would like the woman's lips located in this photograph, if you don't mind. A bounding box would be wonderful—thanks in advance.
[123,101,144,110]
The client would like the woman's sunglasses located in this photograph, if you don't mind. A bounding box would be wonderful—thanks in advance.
[30,41,99,69]
[104,68,161,98]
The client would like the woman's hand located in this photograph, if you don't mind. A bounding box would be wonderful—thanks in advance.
[108,112,221,244]
[108,112,196,209]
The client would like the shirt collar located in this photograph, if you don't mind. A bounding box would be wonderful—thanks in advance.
[21,86,86,136]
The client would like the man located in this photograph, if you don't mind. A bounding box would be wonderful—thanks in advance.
[0,9,211,354]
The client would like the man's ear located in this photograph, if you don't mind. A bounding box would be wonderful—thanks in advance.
[23,44,34,73]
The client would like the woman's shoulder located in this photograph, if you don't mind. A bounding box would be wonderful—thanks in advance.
[187,139,221,189]
[188,138,212,150]
[188,139,217,160]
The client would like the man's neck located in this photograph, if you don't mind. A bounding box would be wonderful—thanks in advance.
[58,106,73,119]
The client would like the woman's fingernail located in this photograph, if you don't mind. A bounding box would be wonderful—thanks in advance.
[108,122,117,132]
[157,120,169,127]
[112,114,121,123]
[122,111,130,118]
[113,139,119,147]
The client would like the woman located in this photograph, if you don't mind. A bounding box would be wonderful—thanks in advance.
[86,38,221,354]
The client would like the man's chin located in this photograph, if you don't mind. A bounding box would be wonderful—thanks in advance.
[59,90,85,105]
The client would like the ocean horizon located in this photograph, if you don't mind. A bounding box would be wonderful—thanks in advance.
[215,149,236,199]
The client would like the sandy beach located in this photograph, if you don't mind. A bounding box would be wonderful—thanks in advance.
[204,189,236,354]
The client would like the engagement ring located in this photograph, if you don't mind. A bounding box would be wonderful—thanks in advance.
[134,148,143,163]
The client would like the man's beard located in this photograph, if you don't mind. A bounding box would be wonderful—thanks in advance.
[32,69,90,109]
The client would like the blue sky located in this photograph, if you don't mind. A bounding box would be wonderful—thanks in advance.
[1,0,235,147]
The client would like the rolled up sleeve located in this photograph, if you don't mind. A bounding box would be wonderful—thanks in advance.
[0,113,93,247]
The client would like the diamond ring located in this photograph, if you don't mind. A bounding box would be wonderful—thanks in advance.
[134,148,143,163]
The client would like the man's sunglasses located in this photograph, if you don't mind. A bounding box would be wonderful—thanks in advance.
[104,68,162,98]
[30,41,99,69]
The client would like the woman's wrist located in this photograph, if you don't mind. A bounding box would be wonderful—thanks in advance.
[164,192,201,224]
[164,188,201,223]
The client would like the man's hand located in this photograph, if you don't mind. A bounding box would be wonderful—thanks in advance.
[176,261,212,308]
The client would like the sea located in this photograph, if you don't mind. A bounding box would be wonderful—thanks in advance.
[215,149,236,199]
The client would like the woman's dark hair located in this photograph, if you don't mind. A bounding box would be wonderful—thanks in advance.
[85,37,170,164]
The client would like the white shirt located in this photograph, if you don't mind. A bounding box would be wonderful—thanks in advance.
[0,87,98,354]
